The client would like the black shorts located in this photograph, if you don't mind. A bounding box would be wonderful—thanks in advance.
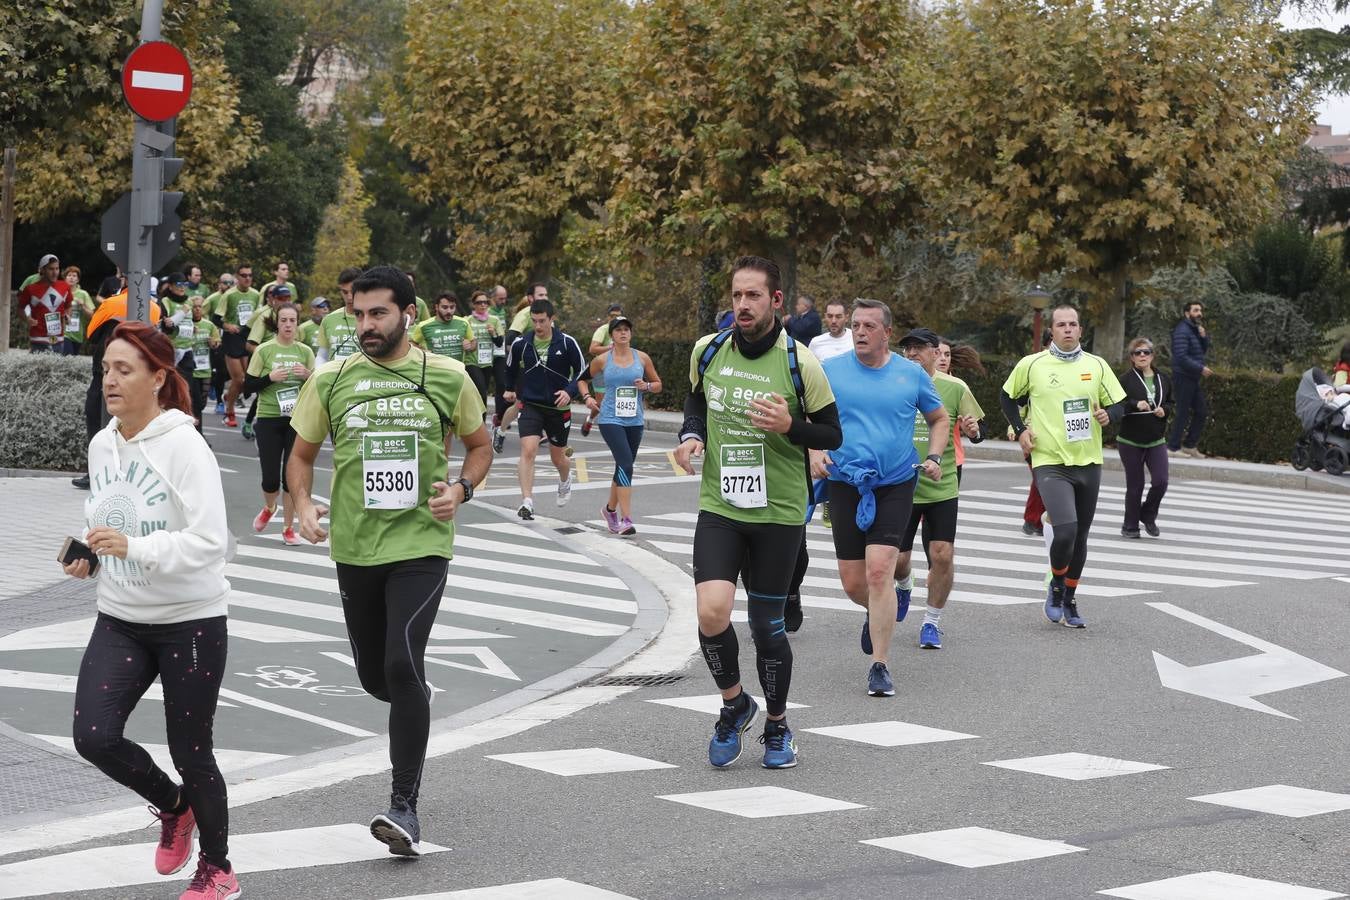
[691,510,803,597]
[901,496,959,551]
[221,331,248,359]
[519,403,571,448]
[827,479,916,560]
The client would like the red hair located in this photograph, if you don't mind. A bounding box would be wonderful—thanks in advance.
[108,321,193,417]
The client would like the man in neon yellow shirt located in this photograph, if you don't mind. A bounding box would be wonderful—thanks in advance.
[1000,304,1126,630]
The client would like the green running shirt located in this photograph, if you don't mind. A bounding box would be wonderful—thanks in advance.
[318,308,360,359]
[290,348,487,566]
[1002,349,1126,467]
[688,330,834,526]
[247,339,316,418]
[414,317,472,363]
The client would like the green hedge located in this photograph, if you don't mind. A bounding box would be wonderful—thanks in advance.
[639,339,1305,465]
[0,349,89,472]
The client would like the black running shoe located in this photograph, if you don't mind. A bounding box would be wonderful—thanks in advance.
[784,594,803,633]
[370,794,421,857]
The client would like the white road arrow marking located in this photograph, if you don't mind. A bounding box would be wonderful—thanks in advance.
[1149,602,1346,719]
[424,645,520,681]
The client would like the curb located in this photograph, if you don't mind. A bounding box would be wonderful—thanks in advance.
[0,468,82,479]
[0,501,673,839]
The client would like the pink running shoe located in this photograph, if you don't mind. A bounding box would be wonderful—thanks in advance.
[282,526,302,545]
[252,505,275,533]
[152,804,196,875]
[619,516,637,536]
[601,505,621,534]
[179,854,241,900]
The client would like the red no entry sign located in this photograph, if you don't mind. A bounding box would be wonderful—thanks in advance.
[121,41,193,121]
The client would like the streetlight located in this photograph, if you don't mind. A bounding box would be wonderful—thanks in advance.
[1026,284,1051,355]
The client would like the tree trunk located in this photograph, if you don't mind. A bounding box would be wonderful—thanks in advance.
[698,253,721,335]
[526,215,563,286]
[0,148,14,353]
[1096,269,1128,366]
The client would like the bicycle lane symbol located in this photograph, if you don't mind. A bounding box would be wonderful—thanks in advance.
[234,665,366,697]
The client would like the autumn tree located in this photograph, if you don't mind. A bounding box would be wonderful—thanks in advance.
[596,0,925,328]
[390,0,630,286]
[915,0,1313,363]
[311,157,374,294]
[3,0,249,223]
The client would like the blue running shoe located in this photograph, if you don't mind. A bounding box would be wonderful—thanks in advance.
[1062,599,1086,629]
[759,720,798,769]
[895,582,911,622]
[1044,584,1063,624]
[860,615,872,655]
[919,622,943,649]
[215,401,225,415]
[867,661,894,697]
[708,694,759,767]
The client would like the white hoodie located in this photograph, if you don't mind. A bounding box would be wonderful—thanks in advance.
[85,408,231,624]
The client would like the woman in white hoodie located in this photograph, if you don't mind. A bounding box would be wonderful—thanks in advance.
[63,321,240,900]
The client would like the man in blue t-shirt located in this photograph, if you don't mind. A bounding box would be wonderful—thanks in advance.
[813,299,948,698]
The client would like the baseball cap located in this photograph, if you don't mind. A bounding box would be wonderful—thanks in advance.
[38,253,58,269]
[898,327,941,348]
[273,284,293,297]
[165,271,188,286]
[606,303,624,314]
[608,316,633,334]
[310,296,329,308]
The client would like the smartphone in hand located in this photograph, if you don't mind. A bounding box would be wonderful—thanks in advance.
[58,536,100,576]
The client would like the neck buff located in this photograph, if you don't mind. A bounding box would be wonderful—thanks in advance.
[1049,342,1082,362]
[733,318,783,359]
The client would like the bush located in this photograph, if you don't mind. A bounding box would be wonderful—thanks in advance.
[0,350,88,472]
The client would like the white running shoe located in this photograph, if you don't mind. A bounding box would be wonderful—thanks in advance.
[556,475,573,506]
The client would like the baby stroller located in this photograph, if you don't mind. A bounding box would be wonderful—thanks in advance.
[1291,367,1350,475]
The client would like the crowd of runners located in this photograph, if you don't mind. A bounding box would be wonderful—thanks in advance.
[55,254,1149,897]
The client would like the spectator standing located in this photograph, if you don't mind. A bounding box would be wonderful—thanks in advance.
[62,265,96,356]
[20,253,72,352]
[1167,301,1212,457]
[783,293,822,345]
[1331,341,1350,388]
[1117,338,1173,538]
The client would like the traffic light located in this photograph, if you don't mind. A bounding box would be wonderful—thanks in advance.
[136,118,182,228]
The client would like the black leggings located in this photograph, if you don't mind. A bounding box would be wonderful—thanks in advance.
[74,613,229,869]
[491,356,509,420]
[466,365,489,409]
[335,556,447,804]
[254,416,296,494]
[1033,464,1102,583]
[598,423,643,486]
[693,512,799,716]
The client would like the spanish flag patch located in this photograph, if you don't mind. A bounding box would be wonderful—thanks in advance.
[1080,373,1093,381]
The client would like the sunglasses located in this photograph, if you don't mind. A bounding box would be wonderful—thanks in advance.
[1132,349,1153,356]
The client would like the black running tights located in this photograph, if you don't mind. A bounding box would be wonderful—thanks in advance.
[335,556,447,804]
[1033,463,1102,582]
[73,613,230,869]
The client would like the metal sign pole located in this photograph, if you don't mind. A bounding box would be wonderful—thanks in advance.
[126,0,166,323]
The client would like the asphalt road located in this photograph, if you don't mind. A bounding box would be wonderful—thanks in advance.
[3,422,1348,900]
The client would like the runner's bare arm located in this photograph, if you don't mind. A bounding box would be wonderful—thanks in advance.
[287,436,328,543]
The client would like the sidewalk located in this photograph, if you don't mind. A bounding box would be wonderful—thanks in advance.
[634,407,1350,495]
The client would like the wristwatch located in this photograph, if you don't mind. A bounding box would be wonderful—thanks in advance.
[455,477,474,502]
[925,454,942,465]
